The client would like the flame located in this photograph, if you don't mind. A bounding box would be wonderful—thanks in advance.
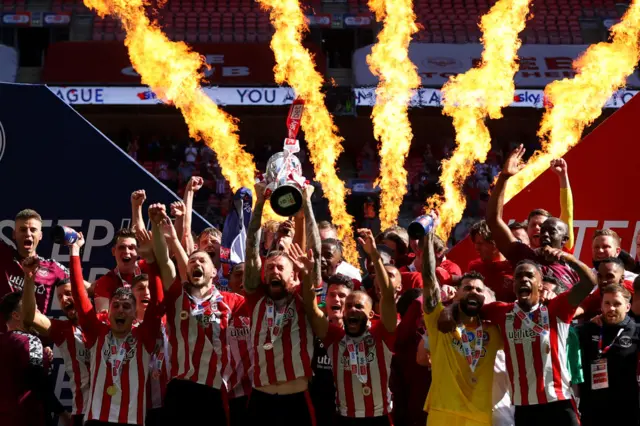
[256,0,358,264]
[427,0,532,241]
[82,0,282,221]
[505,0,640,201]
[367,0,420,230]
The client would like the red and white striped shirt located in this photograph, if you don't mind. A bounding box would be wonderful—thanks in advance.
[165,278,245,389]
[324,320,395,418]
[70,255,162,425]
[146,320,169,410]
[50,319,90,416]
[482,292,576,406]
[223,305,253,398]
[247,289,313,387]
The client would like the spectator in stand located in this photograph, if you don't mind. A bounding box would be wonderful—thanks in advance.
[0,291,50,426]
[577,284,640,426]
[184,141,198,164]
[468,220,515,302]
[362,196,380,235]
[177,160,194,184]
[508,221,530,246]
[127,137,139,161]
[147,137,161,162]
[591,229,638,281]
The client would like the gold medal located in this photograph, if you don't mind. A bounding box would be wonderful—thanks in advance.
[106,385,118,396]
[545,344,551,354]
[362,385,371,396]
[470,374,478,385]
[263,342,274,350]
[180,310,189,320]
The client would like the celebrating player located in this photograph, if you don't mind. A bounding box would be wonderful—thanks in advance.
[297,227,396,426]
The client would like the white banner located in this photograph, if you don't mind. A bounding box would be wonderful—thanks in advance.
[48,86,298,106]
[47,85,637,109]
[353,43,640,88]
[0,44,18,83]
[354,87,638,109]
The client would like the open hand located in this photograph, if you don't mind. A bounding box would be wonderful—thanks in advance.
[502,144,525,177]
[135,227,155,262]
[288,243,315,277]
[357,228,377,256]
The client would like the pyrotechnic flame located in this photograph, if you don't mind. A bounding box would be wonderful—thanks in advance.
[367,0,420,230]
[82,0,282,220]
[256,0,357,264]
[427,0,532,241]
[505,0,640,201]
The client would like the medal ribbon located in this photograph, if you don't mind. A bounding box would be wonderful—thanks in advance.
[513,304,550,336]
[456,323,484,373]
[286,98,304,140]
[598,327,624,356]
[109,332,132,390]
[113,262,142,288]
[265,298,288,344]
[187,288,223,319]
[346,337,368,384]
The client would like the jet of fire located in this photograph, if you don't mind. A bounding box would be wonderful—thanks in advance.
[82,0,284,220]
[505,0,640,201]
[256,0,358,264]
[428,0,532,241]
[367,0,420,230]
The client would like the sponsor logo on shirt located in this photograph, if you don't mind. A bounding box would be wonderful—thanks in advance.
[507,327,539,343]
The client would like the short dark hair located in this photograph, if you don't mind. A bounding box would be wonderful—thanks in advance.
[542,275,567,295]
[112,287,136,304]
[266,250,294,266]
[469,220,493,242]
[327,274,354,291]
[198,227,222,242]
[0,291,23,321]
[322,238,343,256]
[112,228,137,246]
[528,209,551,221]
[633,276,640,294]
[460,271,485,285]
[598,257,625,269]
[509,221,528,232]
[132,274,149,287]
[601,283,631,302]
[15,209,42,223]
[516,259,543,275]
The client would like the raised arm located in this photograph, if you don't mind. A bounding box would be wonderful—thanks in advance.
[290,243,328,339]
[68,234,101,336]
[130,189,146,232]
[294,209,306,252]
[182,176,203,255]
[21,257,52,336]
[243,182,266,293]
[302,185,320,268]
[540,247,597,307]
[358,228,396,332]
[159,215,189,283]
[488,145,524,254]
[170,201,186,247]
[139,256,163,353]
[422,229,441,314]
[551,159,575,251]
[149,203,177,290]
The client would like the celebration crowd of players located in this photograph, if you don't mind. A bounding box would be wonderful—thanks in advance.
[1,145,640,426]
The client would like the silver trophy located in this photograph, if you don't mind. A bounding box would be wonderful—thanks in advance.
[264,139,306,217]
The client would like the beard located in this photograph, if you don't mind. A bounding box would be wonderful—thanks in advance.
[266,280,290,300]
[460,297,484,317]
[345,316,368,337]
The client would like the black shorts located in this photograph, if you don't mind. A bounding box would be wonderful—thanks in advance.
[335,415,393,426]
[514,399,579,426]
[162,379,227,426]
[229,395,249,426]
[247,389,315,426]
